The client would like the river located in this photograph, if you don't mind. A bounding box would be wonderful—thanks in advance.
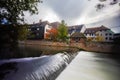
[0,49,120,80]
[56,51,120,80]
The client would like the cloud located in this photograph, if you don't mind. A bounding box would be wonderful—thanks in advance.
[40,0,96,25]
[24,0,120,33]
[24,3,60,23]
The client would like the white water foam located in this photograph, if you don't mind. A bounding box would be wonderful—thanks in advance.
[56,51,120,80]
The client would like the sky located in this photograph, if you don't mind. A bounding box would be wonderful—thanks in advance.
[24,0,120,33]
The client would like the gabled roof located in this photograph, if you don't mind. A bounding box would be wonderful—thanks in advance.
[70,32,86,38]
[29,21,49,28]
[50,22,60,28]
[84,25,110,34]
[68,24,84,34]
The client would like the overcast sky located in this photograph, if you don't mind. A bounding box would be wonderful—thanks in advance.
[24,0,120,33]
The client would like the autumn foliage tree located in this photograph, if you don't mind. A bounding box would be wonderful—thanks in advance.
[45,28,58,41]
[95,33,104,42]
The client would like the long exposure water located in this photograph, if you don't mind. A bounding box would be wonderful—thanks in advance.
[0,49,120,80]
[0,52,77,80]
[56,51,120,80]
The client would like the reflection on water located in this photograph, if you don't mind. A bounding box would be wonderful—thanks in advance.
[0,44,78,59]
[0,49,120,80]
[56,51,120,80]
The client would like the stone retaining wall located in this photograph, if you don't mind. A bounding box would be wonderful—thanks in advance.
[20,40,120,53]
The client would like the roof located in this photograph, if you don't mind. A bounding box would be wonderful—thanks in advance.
[29,21,49,28]
[106,29,114,33]
[84,25,110,34]
[70,32,86,38]
[50,22,60,28]
[114,33,120,36]
[68,25,84,34]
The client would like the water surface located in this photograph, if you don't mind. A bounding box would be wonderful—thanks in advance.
[56,51,120,80]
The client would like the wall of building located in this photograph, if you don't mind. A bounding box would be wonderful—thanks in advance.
[96,30,114,42]
[44,25,52,39]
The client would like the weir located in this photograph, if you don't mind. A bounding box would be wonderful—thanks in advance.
[0,52,77,80]
[56,51,120,80]
[0,51,120,80]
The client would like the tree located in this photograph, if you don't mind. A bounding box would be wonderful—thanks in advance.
[87,37,94,42]
[57,20,68,42]
[45,28,58,41]
[18,24,29,41]
[0,0,42,53]
[89,0,120,10]
[95,33,104,42]
[0,0,42,24]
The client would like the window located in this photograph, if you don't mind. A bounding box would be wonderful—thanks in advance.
[105,33,108,36]
[37,28,39,30]
[91,34,93,36]
[36,33,39,36]
[109,37,112,40]
[109,33,112,36]
[106,37,108,40]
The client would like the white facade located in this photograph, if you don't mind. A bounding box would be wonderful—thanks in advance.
[96,30,114,42]
[85,34,96,38]
[44,24,52,38]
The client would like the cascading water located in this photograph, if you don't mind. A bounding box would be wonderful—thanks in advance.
[56,51,120,80]
[0,52,77,80]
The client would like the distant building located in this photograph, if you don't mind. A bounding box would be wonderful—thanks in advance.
[68,25,86,36]
[84,25,114,42]
[114,33,120,39]
[50,22,60,29]
[70,32,86,42]
[28,20,52,40]
[113,33,120,43]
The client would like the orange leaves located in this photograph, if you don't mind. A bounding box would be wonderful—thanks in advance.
[49,28,58,36]
[45,28,58,40]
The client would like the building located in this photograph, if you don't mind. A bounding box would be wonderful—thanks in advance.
[113,33,120,43]
[50,22,60,29]
[28,20,52,40]
[70,32,86,42]
[114,33,120,39]
[68,25,86,36]
[84,25,114,42]
[96,29,114,42]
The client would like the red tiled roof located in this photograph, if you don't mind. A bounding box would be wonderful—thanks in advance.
[84,25,110,34]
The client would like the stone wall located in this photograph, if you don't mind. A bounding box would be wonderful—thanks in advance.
[71,42,120,53]
[20,40,120,53]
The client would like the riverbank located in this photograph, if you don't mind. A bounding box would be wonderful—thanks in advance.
[20,40,120,54]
